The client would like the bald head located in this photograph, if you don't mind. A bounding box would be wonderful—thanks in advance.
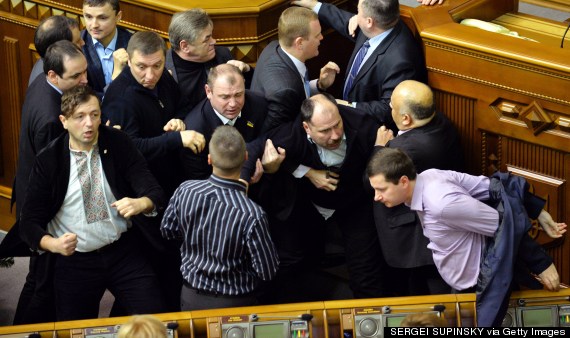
[390,80,435,130]
[301,94,344,150]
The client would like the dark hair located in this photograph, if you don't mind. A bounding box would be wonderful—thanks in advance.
[169,9,213,51]
[127,31,166,58]
[35,16,79,58]
[61,85,99,118]
[361,0,399,30]
[209,125,246,173]
[83,0,120,14]
[407,100,435,120]
[43,40,84,76]
[366,147,417,184]
[300,93,337,123]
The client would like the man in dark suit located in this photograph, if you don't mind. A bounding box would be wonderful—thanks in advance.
[166,8,253,110]
[17,85,165,321]
[181,64,269,181]
[5,41,87,324]
[102,31,205,312]
[251,6,339,133]
[81,0,131,97]
[261,93,387,301]
[28,15,85,86]
[372,80,463,296]
[103,31,205,197]
[293,0,427,132]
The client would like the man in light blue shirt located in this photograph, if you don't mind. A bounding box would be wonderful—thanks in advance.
[81,0,132,97]
[292,0,427,132]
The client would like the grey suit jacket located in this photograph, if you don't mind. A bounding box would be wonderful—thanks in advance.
[250,40,307,134]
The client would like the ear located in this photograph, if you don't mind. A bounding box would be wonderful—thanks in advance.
[401,113,412,127]
[245,150,249,161]
[179,40,190,53]
[207,153,212,166]
[293,36,304,51]
[47,70,59,85]
[365,16,374,30]
[399,175,410,187]
[59,115,68,129]
[205,83,212,99]
[116,10,122,21]
[302,121,311,135]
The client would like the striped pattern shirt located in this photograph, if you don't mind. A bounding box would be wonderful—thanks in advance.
[161,175,279,295]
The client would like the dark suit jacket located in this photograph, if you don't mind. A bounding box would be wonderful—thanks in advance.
[81,27,132,98]
[181,90,267,180]
[13,76,65,217]
[2,126,166,258]
[102,66,189,197]
[319,3,427,130]
[250,40,307,134]
[372,112,464,269]
[261,105,379,220]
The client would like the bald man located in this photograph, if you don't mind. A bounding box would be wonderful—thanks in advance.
[372,80,463,295]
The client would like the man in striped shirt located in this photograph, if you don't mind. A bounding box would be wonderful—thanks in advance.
[161,126,279,310]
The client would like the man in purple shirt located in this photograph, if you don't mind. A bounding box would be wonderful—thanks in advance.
[367,148,567,324]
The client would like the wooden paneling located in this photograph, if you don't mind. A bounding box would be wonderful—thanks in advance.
[522,0,570,12]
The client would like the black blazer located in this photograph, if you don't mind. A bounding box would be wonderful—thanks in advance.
[81,27,132,98]
[260,105,379,220]
[319,3,427,130]
[17,125,166,253]
[373,112,464,268]
[102,66,189,197]
[13,76,65,217]
[250,40,307,134]
[181,90,267,180]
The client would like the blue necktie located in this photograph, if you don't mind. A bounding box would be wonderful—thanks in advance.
[304,69,311,98]
[343,40,370,101]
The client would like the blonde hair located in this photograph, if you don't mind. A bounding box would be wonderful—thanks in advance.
[278,7,318,48]
[400,313,447,327]
[117,315,168,338]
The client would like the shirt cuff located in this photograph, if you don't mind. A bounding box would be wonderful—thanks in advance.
[309,79,319,95]
[144,206,158,217]
[314,2,322,13]
[293,164,311,178]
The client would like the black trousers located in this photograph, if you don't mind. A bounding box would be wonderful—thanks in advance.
[262,197,388,303]
[53,232,165,321]
[181,284,258,311]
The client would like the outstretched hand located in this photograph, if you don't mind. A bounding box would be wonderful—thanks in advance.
[537,210,567,238]
[537,263,561,292]
[348,15,358,37]
[290,0,318,9]
[318,62,340,90]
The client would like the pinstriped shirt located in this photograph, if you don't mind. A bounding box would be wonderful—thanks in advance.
[161,175,279,295]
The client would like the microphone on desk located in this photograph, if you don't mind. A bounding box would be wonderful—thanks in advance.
[249,313,313,322]
[560,20,570,48]
[382,304,446,314]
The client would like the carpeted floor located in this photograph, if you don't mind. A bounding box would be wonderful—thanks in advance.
[0,231,114,326]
